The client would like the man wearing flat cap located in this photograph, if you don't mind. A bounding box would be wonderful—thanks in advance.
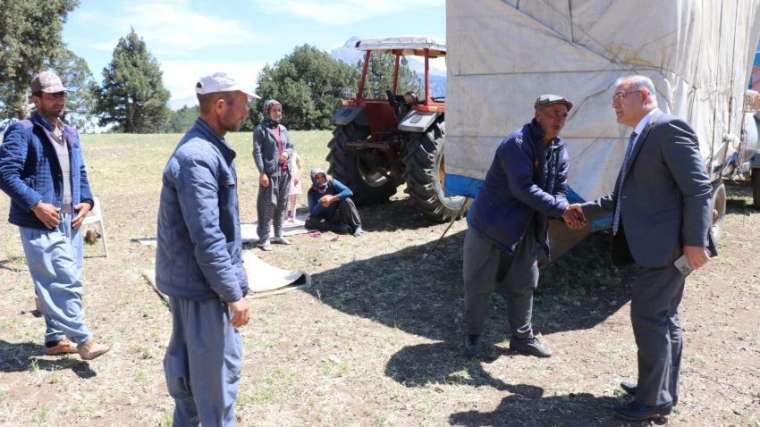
[0,70,109,360]
[462,94,585,359]
[157,72,257,426]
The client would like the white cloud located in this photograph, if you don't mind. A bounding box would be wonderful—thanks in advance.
[160,60,264,109]
[85,0,264,56]
[253,0,444,25]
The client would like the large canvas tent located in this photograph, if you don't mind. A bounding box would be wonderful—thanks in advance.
[445,0,760,210]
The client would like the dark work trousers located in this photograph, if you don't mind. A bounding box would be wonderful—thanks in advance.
[257,171,291,242]
[305,198,362,234]
[463,219,542,340]
[163,297,242,427]
[629,263,685,407]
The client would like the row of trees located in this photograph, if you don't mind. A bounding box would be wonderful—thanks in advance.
[0,0,419,133]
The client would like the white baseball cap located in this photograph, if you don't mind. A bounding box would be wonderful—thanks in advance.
[195,72,260,101]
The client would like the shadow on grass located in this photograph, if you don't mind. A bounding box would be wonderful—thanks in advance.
[725,181,758,214]
[358,197,443,232]
[0,340,96,379]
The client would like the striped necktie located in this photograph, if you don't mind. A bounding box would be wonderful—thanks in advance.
[612,131,638,235]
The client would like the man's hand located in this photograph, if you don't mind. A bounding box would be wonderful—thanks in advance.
[72,202,92,230]
[561,204,587,230]
[32,202,61,229]
[228,298,251,328]
[259,173,270,188]
[279,152,289,163]
[683,245,710,270]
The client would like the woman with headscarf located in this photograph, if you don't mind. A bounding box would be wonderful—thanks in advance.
[306,168,364,236]
[253,99,293,250]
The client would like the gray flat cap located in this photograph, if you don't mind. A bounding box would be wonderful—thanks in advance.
[534,94,573,111]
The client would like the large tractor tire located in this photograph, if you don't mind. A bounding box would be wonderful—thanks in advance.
[752,168,760,209]
[403,122,469,222]
[326,125,397,205]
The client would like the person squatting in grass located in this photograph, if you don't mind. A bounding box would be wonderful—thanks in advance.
[253,99,293,251]
[0,71,109,360]
[462,94,586,360]
[156,72,254,427]
[305,168,364,236]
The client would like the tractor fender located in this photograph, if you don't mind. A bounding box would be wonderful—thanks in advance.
[331,106,368,127]
[398,111,441,133]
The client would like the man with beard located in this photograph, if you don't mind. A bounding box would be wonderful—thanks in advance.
[0,71,109,360]
[156,72,256,426]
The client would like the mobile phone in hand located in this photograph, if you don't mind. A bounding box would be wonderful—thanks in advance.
[673,254,693,276]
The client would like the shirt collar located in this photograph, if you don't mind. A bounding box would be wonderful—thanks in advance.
[633,108,660,135]
[193,118,236,160]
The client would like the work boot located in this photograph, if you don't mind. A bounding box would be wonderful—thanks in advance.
[45,338,78,355]
[77,339,110,361]
[510,336,552,358]
[352,226,364,237]
[257,239,272,251]
[271,236,291,245]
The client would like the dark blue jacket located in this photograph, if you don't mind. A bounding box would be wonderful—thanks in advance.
[0,112,94,229]
[467,119,569,253]
[307,178,352,220]
[156,119,249,302]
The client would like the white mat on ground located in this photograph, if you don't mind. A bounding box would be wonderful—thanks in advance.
[141,250,310,300]
[136,213,309,247]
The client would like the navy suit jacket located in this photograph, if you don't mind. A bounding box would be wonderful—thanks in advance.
[582,111,712,268]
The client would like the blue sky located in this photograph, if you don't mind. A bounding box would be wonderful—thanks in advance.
[62,0,446,108]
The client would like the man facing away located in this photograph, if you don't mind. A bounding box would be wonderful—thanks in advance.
[462,94,585,359]
[0,71,108,360]
[156,72,255,427]
[581,75,714,422]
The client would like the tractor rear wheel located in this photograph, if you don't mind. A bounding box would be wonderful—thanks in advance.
[326,125,397,205]
[403,122,469,222]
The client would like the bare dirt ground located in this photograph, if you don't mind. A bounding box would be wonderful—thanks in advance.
[0,131,758,426]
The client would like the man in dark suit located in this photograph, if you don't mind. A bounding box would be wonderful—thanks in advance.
[582,75,714,421]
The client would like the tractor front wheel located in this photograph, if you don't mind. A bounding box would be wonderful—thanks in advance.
[403,122,469,222]
[326,125,397,205]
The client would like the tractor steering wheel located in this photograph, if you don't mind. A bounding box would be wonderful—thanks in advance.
[386,90,406,119]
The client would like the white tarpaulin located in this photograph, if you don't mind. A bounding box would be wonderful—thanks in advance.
[445,0,760,203]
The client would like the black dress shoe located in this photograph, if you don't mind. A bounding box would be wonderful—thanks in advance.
[464,334,481,358]
[614,401,672,422]
[509,337,552,358]
[620,380,637,396]
[619,381,678,406]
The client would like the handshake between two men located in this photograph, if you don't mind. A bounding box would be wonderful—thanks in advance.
[561,204,587,230]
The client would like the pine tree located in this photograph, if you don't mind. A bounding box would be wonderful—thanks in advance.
[0,0,79,119]
[95,29,170,133]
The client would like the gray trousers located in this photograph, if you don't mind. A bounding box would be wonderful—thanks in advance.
[164,297,242,427]
[257,171,291,242]
[463,224,541,340]
[630,264,685,407]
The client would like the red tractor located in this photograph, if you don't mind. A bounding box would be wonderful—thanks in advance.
[327,37,468,222]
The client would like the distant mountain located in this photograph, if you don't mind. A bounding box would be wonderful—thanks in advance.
[330,36,447,98]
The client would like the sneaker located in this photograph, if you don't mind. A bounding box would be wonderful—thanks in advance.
[463,334,481,358]
[509,336,552,358]
[271,236,291,245]
[77,339,110,361]
[352,226,364,237]
[45,338,78,355]
[257,240,272,251]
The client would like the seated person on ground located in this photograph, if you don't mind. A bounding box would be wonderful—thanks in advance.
[305,168,364,237]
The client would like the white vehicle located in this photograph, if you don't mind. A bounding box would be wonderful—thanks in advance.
[444,0,760,257]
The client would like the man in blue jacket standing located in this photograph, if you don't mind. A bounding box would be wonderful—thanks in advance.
[156,72,254,427]
[463,94,585,359]
[0,71,108,360]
